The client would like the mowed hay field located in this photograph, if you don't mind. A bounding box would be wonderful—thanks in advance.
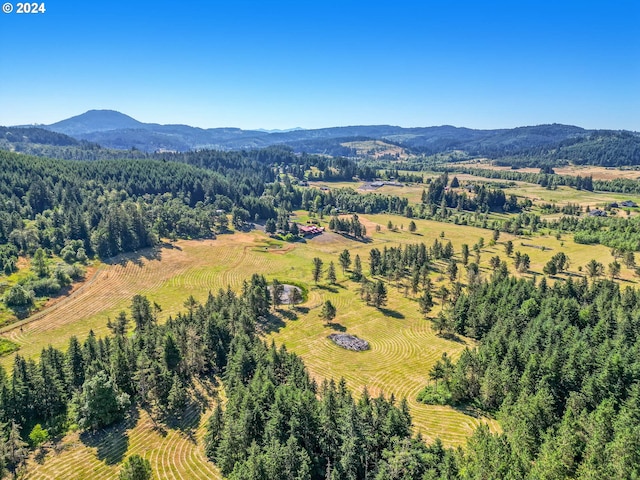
[311,173,640,213]
[8,214,635,477]
[26,381,222,480]
[456,161,640,181]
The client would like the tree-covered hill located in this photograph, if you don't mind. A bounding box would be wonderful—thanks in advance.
[15,110,636,166]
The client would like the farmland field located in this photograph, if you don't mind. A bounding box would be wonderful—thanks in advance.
[455,161,640,181]
[310,173,640,213]
[10,214,636,477]
[25,380,222,480]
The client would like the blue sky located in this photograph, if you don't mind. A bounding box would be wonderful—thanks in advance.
[1,0,638,130]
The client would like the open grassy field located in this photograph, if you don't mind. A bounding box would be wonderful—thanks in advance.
[25,380,222,480]
[310,173,640,213]
[340,140,411,159]
[9,213,636,477]
[308,180,427,204]
[456,161,640,181]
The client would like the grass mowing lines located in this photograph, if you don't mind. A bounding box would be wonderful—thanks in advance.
[268,272,498,447]
[14,215,621,454]
[26,384,222,480]
[0,246,195,370]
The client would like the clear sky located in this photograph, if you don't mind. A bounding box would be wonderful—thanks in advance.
[1,0,638,130]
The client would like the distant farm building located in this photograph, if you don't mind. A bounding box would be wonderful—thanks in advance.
[588,209,607,217]
[299,225,324,236]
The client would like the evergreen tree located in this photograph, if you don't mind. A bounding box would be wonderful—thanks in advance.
[352,255,363,281]
[418,290,434,317]
[461,244,469,265]
[312,258,323,284]
[265,218,277,235]
[119,454,152,480]
[586,259,604,279]
[65,336,85,390]
[505,240,514,256]
[320,300,337,324]
[447,261,458,281]
[131,295,155,331]
[6,420,28,477]
[107,311,129,336]
[327,262,337,285]
[167,374,187,414]
[371,280,387,308]
[623,250,636,269]
[75,370,130,431]
[608,260,621,279]
[163,333,181,372]
[272,279,284,310]
[338,249,351,275]
[288,287,302,309]
[204,400,224,459]
[32,248,48,277]
[543,259,557,276]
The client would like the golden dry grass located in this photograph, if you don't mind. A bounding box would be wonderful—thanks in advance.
[25,381,222,480]
[8,214,636,480]
[340,140,410,159]
[456,161,640,181]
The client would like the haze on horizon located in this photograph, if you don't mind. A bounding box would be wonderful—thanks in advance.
[0,0,638,131]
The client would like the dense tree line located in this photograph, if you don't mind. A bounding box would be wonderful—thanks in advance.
[2,267,639,477]
[0,274,458,480]
[496,130,640,167]
[368,240,453,280]
[206,332,419,479]
[0,274,273,475]
[553,215,640,252]
[301,188,409,217]
[328,214,367,238]
[0,149,291,315]
[0,150,281,258]
[424,173,520,213]
[418,275,640,478]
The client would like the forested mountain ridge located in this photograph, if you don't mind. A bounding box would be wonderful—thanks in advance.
[0,126,149,161]
[11,110,638,166]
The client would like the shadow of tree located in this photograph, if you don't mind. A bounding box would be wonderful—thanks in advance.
[163,396,203,438]
[316,284,339,294]
[328,322,347,332]
[106,246,163,268]
[278,309,299,321]
[160,241,182,251]
[79,408,140,465]
[439,332,466,344]
[452,403,494,420]
[378,307,405,319]
[33,447,47,464]
[335,233,373,244]
[259,312,286,334]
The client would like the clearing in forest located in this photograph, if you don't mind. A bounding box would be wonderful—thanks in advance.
[5,214,632,476]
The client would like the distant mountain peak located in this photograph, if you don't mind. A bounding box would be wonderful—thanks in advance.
[47,109,144,136]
